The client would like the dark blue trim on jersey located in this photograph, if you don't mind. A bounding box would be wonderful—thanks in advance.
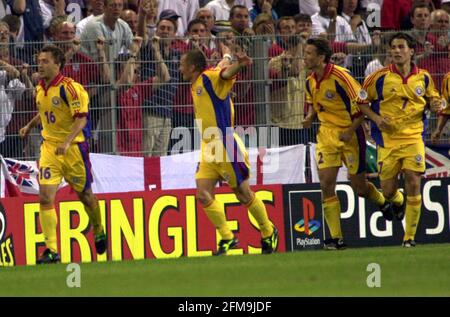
[77,141,93,192]
[422,111,427,141]
[371,75,386,147]
[201,74,249,186]
[355,126,366,174]
[424,74,429,90]
[335,80,352,119]
[370,100,384,147]
[306,80,311,97]
[60,84,91,140]
[82,114,92,140]
[60,85,69,107]
[375,75,385,100]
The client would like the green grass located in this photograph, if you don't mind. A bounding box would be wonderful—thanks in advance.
[1,243,450,296]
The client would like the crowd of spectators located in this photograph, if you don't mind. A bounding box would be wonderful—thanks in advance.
[0,0,449,159]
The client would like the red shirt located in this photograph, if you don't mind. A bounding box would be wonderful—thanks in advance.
[117,77,154,156]
[415,33,450,89]
[62,52,99,87]
[381,0,413,29]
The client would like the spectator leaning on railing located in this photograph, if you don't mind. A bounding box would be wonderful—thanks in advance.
[269,16,309,146]
[228,5,255,127]
[0,44,26,158]
[410,2,450,90]
[0,20,33,159]
[76,0,104,37]
[139,17,183,156]
[80,0,133,62]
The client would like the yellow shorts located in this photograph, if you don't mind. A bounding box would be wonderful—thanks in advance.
[39,141,93,192]
[377,141,426,181]
[316,126,366,175]
[195,135,250,188]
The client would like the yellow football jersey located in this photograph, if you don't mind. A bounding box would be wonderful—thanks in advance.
[305,63,363,129]
[36,73,90,144]
[360,64,441,148]
[192,67,236,137]
[442,72,450,115]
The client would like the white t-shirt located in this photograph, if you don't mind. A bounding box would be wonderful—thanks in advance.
[311,13,356,42]
[205,0,252,21]
[158,0,199,36]
[76,14,96,37]
[0,71,25,143]
[341,12,372,45]
[299,0,320,15]
[364,59,384,77]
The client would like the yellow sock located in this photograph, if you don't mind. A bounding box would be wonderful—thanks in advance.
[387,190,404,207]
[404,195,422,241]
[85,203,103,235]
[367,182,386,206]
[246,196,273,238]
[323,196,343,239]
[40,207,58,252]
[203,199,233,240]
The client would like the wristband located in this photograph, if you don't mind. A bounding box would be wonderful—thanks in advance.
[223,53,232,61]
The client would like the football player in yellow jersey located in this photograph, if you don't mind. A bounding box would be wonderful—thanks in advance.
[19,45,106,263]
[431,71,450,142]
[179,47,278,256]
[302,37,391,250]
[358,33,444,247]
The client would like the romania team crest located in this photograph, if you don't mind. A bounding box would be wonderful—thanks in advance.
[415,86,424,96]
[325,90,335,99]
[415,154,423,163]
[196,87,202,95]
[358,89,368,100]
[52,97,61,107]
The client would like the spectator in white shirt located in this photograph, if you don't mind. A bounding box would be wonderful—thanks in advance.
[299,0,320,15]
[157,0,199,36]
[311,0,355,42]
[205,0,252,21]
[338,0,371,44]
[80,0,133,62]
[76,0,104,37]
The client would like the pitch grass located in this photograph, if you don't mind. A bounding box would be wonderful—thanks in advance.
[1,243,449,297]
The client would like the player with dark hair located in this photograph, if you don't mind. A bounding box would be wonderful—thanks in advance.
[19,45,107,263]
[358,32,444,247]
[302,37,391,250]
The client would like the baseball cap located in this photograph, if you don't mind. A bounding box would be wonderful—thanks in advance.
[159,9,181,21]
[212,20,232,35]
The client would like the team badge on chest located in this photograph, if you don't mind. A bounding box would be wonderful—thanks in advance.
[325,90,335,100]
[52,97,61,107]
[414,86,424,96]
[196,87,203,96]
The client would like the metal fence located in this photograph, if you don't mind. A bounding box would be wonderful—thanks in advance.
[0,32,449,161]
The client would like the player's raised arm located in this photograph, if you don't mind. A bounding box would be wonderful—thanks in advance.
[220,51,252,80]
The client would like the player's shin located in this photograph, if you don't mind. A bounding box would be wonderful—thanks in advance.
[366,182,386,206]
[85,202,104,235]
[404,195,422,241]
[323,196,343,239]
[39,206,58,252]
[245,196,273,239]
[203,199,234,240]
